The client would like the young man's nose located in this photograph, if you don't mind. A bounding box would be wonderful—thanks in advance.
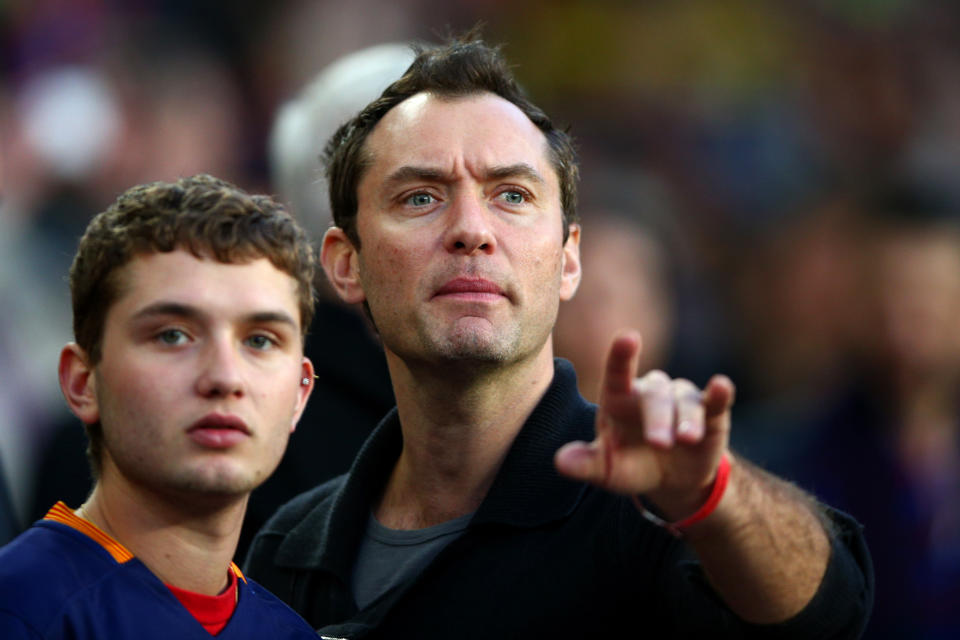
[195,337,245,398]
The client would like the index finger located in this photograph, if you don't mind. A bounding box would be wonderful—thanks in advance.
[600,330,643,398]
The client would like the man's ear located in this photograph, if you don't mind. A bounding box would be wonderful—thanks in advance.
[559,223,582,301]
[290,357,314,433]
[321,227,366,304]
[59,343,99,425]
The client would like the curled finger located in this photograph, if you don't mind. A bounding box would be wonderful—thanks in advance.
[634,370,673,448]
[672,378,705,444]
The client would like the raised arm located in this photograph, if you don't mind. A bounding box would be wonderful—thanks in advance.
[554,330,831,623]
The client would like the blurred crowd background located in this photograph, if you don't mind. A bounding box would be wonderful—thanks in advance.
[1,0,959,637]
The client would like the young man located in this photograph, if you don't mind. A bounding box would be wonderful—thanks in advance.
[0,175,320,639]
[245,36,873,637]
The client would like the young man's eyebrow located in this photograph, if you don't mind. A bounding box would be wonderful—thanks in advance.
[131,303,298,329]
[244,311,299,329]
[131,302,202,322]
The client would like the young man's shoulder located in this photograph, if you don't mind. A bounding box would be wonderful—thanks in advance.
[0,521,135,636]
[232,575,318,638]
[0,522,319,639]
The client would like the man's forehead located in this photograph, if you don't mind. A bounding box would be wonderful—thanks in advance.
[365,90,554,175]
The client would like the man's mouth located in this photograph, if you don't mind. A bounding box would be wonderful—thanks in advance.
[433,277,506,301]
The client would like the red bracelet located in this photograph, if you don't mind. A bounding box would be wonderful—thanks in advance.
[633,453,732,537]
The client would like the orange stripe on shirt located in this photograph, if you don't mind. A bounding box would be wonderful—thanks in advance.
[229,562,247,584]
[44,502,135,563]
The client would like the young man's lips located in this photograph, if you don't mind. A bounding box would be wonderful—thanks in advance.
[188,414,250,449]
[433,277,505,300]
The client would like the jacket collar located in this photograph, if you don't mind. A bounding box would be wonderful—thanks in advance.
[275,359,596,576]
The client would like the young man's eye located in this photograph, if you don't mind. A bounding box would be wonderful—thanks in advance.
[406,192,436,207]
[157,329,188,346]
[245,335,276,350]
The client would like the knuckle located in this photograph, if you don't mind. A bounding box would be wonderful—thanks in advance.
[637,370,670,391]
[672,378,703,404]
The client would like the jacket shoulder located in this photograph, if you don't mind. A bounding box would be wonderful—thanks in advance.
[257,475,345,537]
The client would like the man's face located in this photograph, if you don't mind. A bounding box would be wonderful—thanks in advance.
[341,91,580,368]
[71,249,312,498]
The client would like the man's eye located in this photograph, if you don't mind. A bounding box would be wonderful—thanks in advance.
[500,190,525,205]
[157,329,188,346]
[406,192,436,207]
[246,335,276,350]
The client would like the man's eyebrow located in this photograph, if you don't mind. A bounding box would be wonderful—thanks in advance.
[131,303,298,329]
[485,163,545,185]
[383,163,546,187]
[384,165,452,186]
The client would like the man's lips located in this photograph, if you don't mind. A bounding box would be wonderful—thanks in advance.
[433,277,506,301]
[188,414,250,449]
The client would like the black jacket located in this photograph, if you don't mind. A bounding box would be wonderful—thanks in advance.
[245,359,873,639]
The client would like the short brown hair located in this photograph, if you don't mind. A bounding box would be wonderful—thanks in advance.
[69,173,316,474]
[325,30,579,248]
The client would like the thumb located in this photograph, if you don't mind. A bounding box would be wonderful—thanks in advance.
[554,440,609,486]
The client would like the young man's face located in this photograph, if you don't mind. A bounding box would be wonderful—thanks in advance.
[330,91,580,368]
[63,249,313,499]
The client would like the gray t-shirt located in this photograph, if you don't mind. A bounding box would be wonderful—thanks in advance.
[351,512,473,610]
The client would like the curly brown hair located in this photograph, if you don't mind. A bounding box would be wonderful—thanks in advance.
[69,173,316,476]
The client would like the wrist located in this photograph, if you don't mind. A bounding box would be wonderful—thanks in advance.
[634,453,732,537]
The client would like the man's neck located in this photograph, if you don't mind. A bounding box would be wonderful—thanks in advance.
[79,478,246,595]
[375,345,556,529]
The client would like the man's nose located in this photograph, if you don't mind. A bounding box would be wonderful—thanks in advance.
[195,336,245,398]
[443,190,497,255]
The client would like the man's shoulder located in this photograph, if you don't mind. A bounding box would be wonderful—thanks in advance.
[258,474,346,537]
[243,475,349,592]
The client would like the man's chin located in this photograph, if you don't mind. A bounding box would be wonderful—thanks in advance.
[435,328,514,363]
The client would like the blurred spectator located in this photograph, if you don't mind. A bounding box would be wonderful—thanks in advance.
[771,184,960,639]
[0,457,17,546]
[729,193,865,463]
[2,63,122,523]
[553,169,679,401]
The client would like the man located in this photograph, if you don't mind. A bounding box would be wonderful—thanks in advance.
[245,35,873,637]
[0,175,319,639]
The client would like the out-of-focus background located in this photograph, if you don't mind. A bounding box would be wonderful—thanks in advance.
[1,1,959,637]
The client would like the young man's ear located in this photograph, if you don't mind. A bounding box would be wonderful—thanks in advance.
[559,223,582,301]
[59,343,99,425]
[291,357,315,433]
[321,227,366,304]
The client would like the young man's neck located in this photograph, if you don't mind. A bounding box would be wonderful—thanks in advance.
[79,476,246,595]
[375,343,556,529]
